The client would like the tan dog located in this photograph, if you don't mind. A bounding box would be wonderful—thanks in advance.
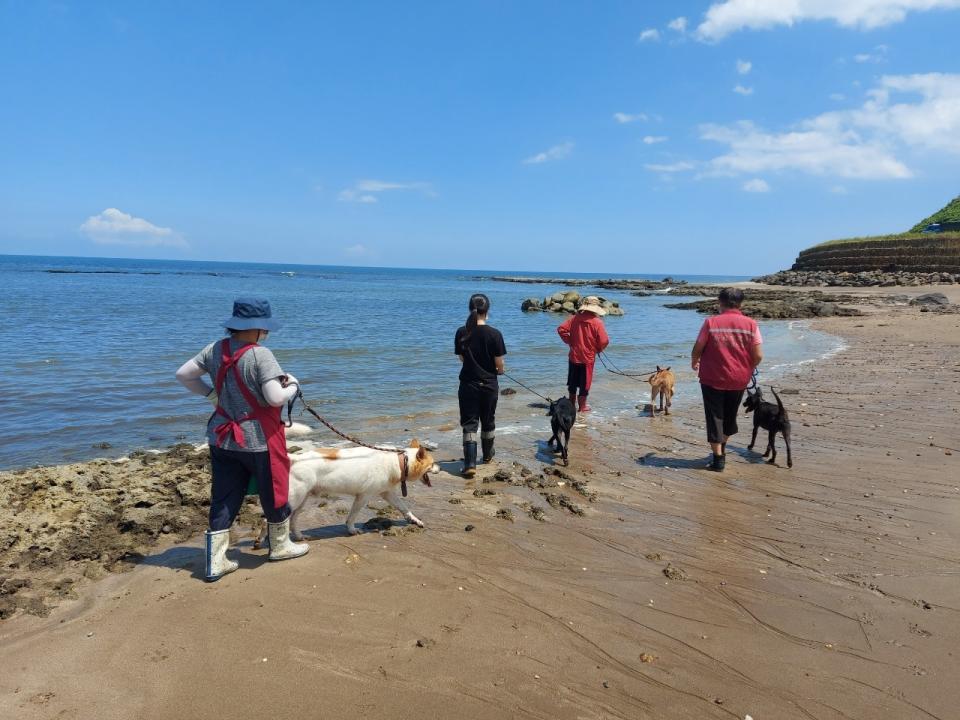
[648,366,675,416]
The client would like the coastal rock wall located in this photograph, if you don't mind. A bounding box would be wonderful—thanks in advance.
[791,235,960,273]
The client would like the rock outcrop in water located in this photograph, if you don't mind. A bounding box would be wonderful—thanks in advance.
[521,291,624,315]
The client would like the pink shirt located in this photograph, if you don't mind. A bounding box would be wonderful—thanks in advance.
[696,309,762,391]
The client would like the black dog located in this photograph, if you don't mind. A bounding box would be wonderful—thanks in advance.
[547,397,576,466]
[743,386,793,468]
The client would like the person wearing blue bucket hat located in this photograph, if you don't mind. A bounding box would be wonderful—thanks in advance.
[176,297,309,580]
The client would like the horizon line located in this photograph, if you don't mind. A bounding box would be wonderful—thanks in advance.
[0,252,758,279]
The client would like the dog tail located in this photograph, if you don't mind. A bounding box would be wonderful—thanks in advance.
[770,386,785,413]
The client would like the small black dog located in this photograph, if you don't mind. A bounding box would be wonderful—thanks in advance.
[547,397,577,466]
[743,386,793,468]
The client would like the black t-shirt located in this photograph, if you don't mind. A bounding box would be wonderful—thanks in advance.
[455,324,507,382]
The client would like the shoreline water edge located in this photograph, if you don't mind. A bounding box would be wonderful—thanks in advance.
[1,274,958,720]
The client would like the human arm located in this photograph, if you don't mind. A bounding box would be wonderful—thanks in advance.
[594,320,609,353]
[691,322,709,371]
[253,347,300,407]
[750,322,763,367]
[261,376,300,407]
[557,316,573,344]
[176,359,218,405]
[493,330,507,374]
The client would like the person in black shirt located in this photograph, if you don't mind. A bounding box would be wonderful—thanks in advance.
[454,293,507,478]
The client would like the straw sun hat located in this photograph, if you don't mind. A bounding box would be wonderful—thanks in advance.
[578,296,607,316]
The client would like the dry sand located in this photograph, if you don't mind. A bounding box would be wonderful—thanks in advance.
[1,287,958,720]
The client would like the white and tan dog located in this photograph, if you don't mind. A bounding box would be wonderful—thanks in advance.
[258,439,438,543]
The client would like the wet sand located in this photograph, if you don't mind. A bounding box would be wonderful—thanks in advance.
[1,286,958,720]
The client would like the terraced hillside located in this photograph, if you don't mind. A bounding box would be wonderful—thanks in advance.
[792,233,960,273]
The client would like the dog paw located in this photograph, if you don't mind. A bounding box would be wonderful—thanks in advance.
[347,526,360,536]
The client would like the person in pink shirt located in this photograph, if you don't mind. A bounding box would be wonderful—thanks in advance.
[557,296,610,412]
[691,288,763,472]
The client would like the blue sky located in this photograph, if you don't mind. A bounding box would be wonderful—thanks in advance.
[1,1,958,274]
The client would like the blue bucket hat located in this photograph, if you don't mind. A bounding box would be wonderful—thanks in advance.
[223,297,283,332]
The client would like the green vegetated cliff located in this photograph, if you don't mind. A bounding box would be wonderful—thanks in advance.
[909,195,960,233]
[790,195,960,273]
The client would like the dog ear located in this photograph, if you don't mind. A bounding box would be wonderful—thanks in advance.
[665,366,670,371]
[656,365,662,371]
[416,446,427,460]
[409,439,420,448]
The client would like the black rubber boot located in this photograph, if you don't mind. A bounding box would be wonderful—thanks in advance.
[481,438,495,464]
[707,453,726,472]
[462,441,478,478]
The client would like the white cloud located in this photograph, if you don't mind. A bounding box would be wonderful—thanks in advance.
[79,208,185,247]
[736,59,752,75]
[830,92,846,101]
[613,112,648,124]
[338,179,434,203]
[843,73,960,154]
[854,44,889,62]
[733,84,754,95]
[523,141,574,165]
[830,185,849,194]
[644,161,695,173]
[642,135,668,144]
[668,17,688,32]
[743,178,771,192]
[637,28,660,43]
[697,0,960,41]
[701,120,912,179]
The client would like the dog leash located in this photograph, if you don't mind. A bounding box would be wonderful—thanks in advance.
[501,371,553,403]
[597,352,658,382]
[285,384,413,497]
[746,367,760,392]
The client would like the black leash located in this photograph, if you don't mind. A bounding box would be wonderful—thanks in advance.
[597,352,658,382]
[501,371,553,403]
[284,383,413,497]
[746,367,760,392]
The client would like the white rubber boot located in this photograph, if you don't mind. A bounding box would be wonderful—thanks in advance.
[204,528,239,581]
[267,518,309,561]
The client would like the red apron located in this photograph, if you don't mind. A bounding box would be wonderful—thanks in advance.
[211,339,290,509]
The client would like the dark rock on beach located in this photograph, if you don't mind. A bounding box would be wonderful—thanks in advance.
[661,288,884,319]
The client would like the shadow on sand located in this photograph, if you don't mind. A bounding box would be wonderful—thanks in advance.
[138,523,355,580]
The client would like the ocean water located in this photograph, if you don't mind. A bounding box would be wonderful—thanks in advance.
[0,255,844,470]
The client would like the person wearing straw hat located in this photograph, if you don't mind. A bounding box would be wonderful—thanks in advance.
[176,297,308,581]
[557,296,609,413]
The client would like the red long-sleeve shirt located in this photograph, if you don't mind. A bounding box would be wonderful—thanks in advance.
[557,312,609,364]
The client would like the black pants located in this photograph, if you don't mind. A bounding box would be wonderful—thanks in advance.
[567,361,590,396]
[700,384,745,445]
[209,445,291,531]
[459,379,498,442]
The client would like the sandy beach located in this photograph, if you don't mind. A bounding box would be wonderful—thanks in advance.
[2,285,958,720]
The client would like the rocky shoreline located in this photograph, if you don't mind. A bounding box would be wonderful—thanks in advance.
[754,269,960,287]
[0,445,264,620]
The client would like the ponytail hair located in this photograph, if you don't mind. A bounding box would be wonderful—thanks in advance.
[459,293,490,354]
